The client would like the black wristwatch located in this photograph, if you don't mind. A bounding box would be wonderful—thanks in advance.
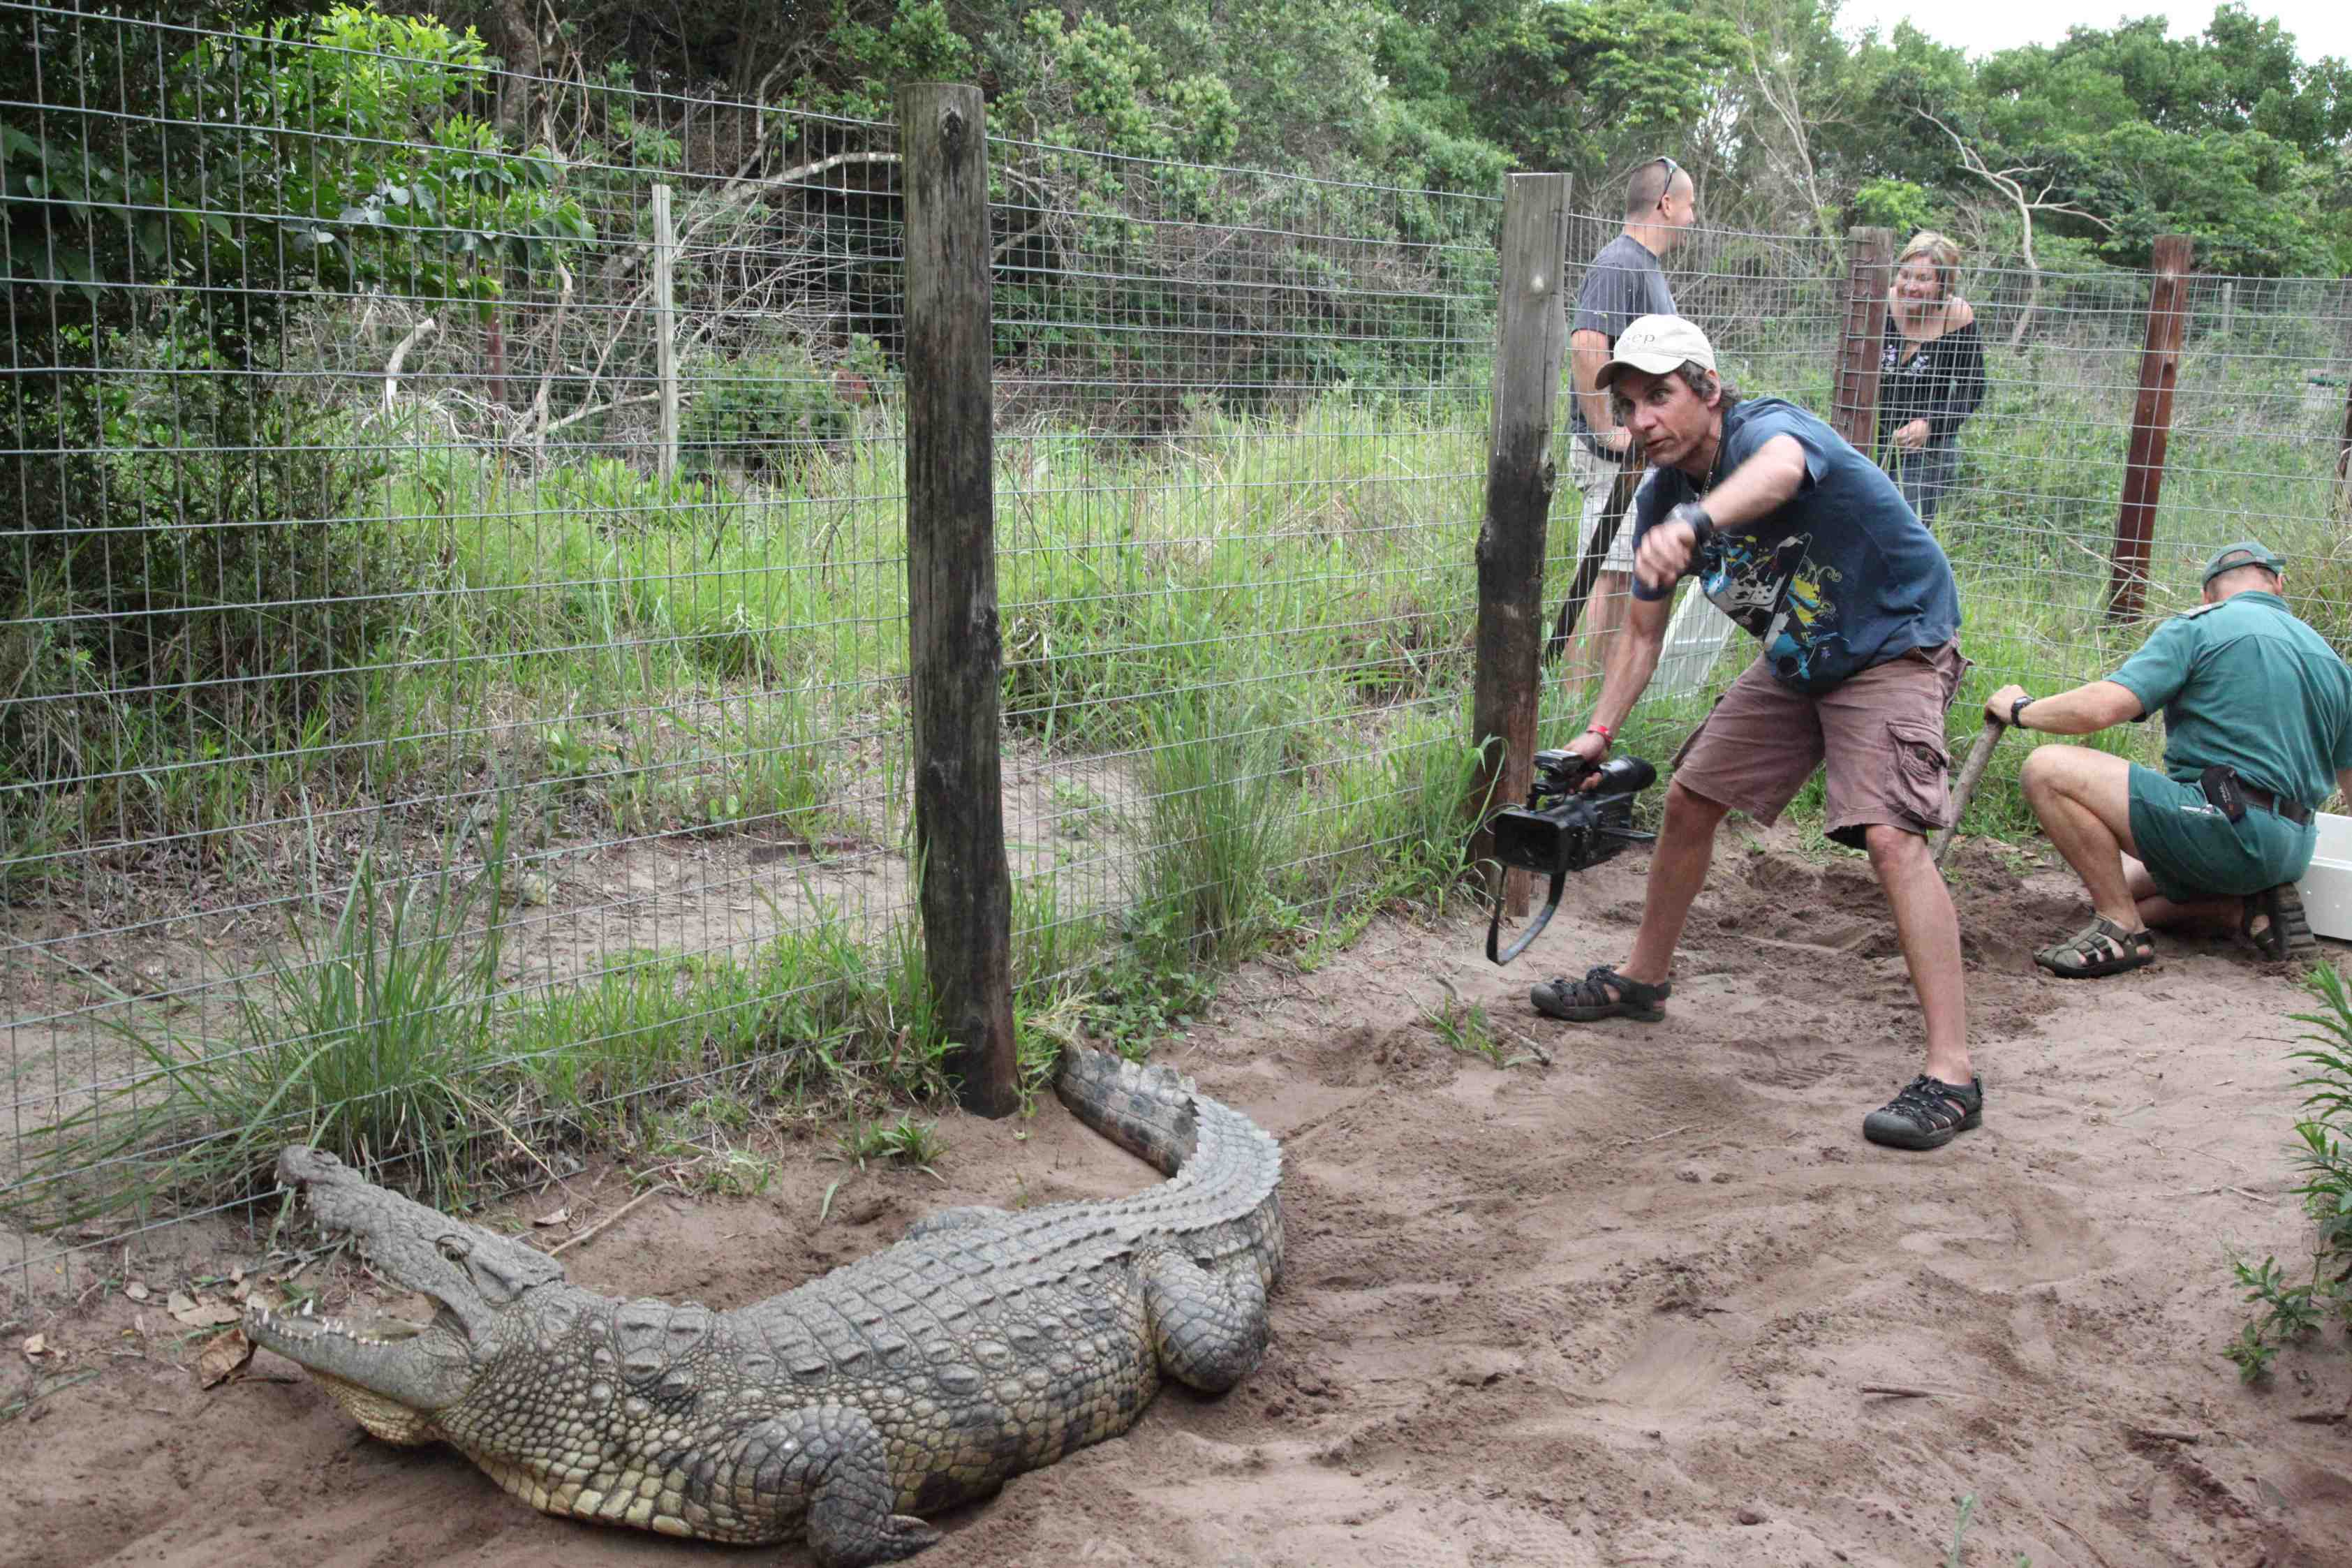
[1666,501,1716,552]
[2009,694,2034,730]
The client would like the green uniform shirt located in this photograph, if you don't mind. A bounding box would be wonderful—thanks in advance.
[2107,591,2352,808]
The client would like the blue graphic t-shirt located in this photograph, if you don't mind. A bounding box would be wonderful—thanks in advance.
[1629,397,1960,695]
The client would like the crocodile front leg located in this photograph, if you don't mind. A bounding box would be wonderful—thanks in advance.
[1139,1243,1269,1393]
[705,1405,941,1568]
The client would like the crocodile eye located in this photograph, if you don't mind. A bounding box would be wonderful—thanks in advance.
[438,1236,471,1263]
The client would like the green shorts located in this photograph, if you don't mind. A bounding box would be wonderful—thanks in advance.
[2126,764,2317,903]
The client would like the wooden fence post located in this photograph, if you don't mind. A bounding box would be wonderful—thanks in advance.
[899,82,1018,1118]
[2106,235,2195,621]
[2337,373,2352,522]
[651,182,679,482]
[1470,172,1571,919]
[2336,281,2352,520]
[1830,227,1892,455]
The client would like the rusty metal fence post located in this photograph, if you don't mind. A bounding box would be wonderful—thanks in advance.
[1830,227,1893,454]
[2106,235,2194,621]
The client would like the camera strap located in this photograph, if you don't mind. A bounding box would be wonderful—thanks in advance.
[1486,864,1571,966]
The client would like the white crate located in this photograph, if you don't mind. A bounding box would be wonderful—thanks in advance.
[2300,813,2352,942]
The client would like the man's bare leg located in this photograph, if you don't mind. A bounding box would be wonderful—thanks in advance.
[2124,856,2242,937]
[2019,744,2144,929]
[1865,824,1969,1086]
[1617,780,1731,987]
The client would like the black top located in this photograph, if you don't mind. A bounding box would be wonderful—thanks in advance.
[1876,319,1985,453]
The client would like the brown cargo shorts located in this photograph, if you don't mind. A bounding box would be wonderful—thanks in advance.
[1668,641,1968,850]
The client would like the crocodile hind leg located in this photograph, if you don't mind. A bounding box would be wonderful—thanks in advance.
[1139,1242,1270,1393]
[715,1406,940,1568]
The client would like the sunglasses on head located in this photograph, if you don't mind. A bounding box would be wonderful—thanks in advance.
[1649,155,1684,204]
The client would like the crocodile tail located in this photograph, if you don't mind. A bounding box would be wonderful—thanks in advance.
[1053,1048,1197,1176]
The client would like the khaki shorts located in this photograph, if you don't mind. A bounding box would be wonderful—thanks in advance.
[1567,440,1639,576]
[1669,642,1968,850]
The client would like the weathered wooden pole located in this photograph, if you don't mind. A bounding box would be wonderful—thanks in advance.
[2337,373,2352,522]
[1470,173,1571,918]
[898,82,1017,1116]
[2106,235,2194,622]
[2336,282,2352,522]
[651,182,679,482]
[1830,226,1893,455]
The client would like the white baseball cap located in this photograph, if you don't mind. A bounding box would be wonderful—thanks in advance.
[1595,315,1717,391]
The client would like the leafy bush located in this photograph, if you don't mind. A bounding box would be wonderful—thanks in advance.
[681,347,858,482]
[1,364,397,783]
[2226,963,2352,1380]
[0,4,587,787]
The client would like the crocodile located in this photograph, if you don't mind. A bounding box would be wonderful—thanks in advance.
[242,1049,1282,1567]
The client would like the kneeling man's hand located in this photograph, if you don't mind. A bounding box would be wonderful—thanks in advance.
[1985,683,2028,725]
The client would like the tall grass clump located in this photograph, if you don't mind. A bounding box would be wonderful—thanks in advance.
[1306,700,1488,912]
[1130,686,1301,970]
[9,822,512,1225]
[2224,963,2352,1381]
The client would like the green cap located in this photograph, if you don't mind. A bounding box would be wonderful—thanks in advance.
[2200,539,2286,588]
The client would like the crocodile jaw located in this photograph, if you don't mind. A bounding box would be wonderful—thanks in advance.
[249,1146,564,1417]
[244,1294,474,1433]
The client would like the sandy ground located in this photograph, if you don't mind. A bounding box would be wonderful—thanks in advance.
[6,826,2351,1568]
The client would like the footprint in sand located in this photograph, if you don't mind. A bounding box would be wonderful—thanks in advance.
[1892,1188,2111,1289]
[1726,1038,1858,1090]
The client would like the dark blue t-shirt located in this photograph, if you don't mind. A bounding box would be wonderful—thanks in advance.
[1629,397,1960,695]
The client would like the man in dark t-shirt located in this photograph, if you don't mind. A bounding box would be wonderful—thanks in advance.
[1526,315,1979,1154]
[1559,157,1697,688]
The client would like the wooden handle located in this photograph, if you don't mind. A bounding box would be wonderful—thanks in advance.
[1930,716,2008,867]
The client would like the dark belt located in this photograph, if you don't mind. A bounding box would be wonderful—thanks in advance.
[2239,783,2313,826]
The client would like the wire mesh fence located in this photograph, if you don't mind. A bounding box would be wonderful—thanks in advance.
[0,7,1504,1294]
[1556,208,2352,781]
[3,3,2349,1299]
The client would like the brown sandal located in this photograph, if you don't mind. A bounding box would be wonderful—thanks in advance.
[2034,916,2155,979]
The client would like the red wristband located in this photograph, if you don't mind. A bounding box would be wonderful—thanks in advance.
[1585,723,1613,741]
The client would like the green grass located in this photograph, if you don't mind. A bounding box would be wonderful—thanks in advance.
[13,811,517,1220]
[10,334,2351,1232]
[2225,962,2352,1382]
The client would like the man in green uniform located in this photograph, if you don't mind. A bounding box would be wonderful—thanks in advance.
[1987,540,2352,975]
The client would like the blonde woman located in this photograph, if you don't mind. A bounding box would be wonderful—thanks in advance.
[1877,231,1985,523]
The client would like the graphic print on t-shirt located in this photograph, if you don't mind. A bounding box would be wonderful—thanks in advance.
[1696,531,1852,690]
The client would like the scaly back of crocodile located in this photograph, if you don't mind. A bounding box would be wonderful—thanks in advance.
[270,1051,1285,1567]
[739,1049,1282,1322]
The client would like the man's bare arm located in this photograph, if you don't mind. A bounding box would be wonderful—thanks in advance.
[1629,434,1811,594]
[1584,589,1673,734]
[1985,679,2144,735]
[1569,329,1625,448]
[1698,434,1808,530]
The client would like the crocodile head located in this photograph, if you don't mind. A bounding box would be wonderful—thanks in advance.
[245,1146,569,1443]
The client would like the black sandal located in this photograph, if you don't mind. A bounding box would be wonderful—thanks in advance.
[1863,1073,1983,1151]
[2033,916,2155,979]
[1529,965,1670,1023]
[2241,883,2318,963]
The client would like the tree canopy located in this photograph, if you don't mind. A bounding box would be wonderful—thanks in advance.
[394,0,2349,274]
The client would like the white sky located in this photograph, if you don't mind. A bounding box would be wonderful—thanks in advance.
[1833,1,2352,61]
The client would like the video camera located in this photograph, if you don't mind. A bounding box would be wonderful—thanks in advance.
[1484,750,1658,965]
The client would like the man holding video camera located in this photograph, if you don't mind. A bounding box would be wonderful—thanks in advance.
[1529,315,1977,1152]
